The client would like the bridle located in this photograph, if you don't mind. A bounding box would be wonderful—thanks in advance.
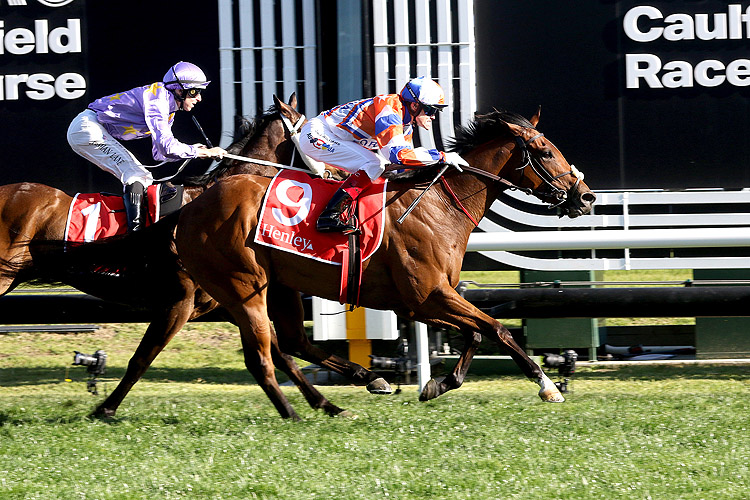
[456,131,584,210]
[512,132,583,208]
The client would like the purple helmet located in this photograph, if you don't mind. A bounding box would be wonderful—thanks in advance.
[163,61,210,90]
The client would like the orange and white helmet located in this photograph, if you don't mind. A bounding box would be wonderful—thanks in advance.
[400,76,447,114]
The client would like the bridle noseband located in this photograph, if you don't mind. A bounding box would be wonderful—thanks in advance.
[512,132,584,208]
[458,131,584,211]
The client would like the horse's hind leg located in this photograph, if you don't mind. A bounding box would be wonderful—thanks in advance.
[419,331,481,401]
[267,283,392,394]
[267,326,349,417]
[91,300,195,418]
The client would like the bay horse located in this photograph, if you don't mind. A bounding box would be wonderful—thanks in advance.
[174,108,596,419]
[0,94,387,418]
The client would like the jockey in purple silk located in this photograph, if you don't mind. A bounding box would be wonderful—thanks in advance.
[67,61,227,231]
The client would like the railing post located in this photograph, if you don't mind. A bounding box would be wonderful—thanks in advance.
[521,269,601,361]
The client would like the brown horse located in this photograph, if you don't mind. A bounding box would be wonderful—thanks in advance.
[174,108,596,419]
[0,94,387,418]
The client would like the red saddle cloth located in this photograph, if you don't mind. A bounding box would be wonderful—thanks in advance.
[64,185,161,243]
[253,169,387,264]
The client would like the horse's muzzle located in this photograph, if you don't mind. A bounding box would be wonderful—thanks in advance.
[563,189,596,218]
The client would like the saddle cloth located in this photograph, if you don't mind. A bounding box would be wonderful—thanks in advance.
[253,169,387,264]
[64,185,161,243]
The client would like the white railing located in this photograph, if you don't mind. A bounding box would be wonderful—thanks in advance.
[469,188,750,271]
[217,0,319,148]
[372,0,477,148]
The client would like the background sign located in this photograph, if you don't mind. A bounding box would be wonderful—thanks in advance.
[0,0,220,194]
[475,1,750,189]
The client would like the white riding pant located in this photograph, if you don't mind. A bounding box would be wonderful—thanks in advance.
[298,117,387,181]
[67,109,154,188]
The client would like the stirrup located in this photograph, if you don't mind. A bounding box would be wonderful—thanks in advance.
[316,213,358,233]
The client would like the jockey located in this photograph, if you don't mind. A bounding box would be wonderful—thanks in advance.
[298,76,468,234]
[67,61,227,231]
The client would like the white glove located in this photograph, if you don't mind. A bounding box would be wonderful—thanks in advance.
[443,152,469,170]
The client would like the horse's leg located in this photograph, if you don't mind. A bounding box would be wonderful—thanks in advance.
[91,299,195,418]
[231,301,300,420]
[413,284,564,403]
[419,331,481,401]
[267,283,392,394]
[267,326,349,417]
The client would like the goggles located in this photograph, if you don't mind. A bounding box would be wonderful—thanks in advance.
[421,104,441,117]
[184,87,202,98]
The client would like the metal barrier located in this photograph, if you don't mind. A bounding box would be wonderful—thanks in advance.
[469,188,750,271]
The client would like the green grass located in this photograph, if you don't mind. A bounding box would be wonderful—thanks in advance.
[1,325,750,499]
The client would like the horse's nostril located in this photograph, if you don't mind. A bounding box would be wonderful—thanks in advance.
[581,192,597,204]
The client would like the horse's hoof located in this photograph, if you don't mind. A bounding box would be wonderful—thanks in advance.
[89,407,116,419]
[419,379,440,401]
[539,389,565,403]
[366,377,393,395]
[334,410,357,419]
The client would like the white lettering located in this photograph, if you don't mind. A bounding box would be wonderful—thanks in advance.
[0,18,81,55]
[726,59,750,86]
[25,73,56,100]
[5,27,36,55]
[624,5,750,42]
[626,54,750,89]
[624,6,663,42]
[694,60,725,87]
[55,72,86,99]
[49,19,81,54]
[626,54,663,88]
[0,72,87,101]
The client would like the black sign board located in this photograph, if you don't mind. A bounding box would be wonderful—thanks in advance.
[475,1,750,189]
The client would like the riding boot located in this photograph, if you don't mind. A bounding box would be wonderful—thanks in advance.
[316,170,373,233]
[123,181,145,232]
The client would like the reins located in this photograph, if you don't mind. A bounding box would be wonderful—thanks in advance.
[438,130,584,224]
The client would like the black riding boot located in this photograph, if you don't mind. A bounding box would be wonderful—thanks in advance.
[316,188,356,233]
[123,182,145,232]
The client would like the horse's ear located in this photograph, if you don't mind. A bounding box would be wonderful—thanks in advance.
[530,106,541,127]
[499,119,525,137]
[272,94,283,111]
[288,92,298,109]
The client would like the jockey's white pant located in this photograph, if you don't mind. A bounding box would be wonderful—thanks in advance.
[298,117,387,181]
[67,109,153,189]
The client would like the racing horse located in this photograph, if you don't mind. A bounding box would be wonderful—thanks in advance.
[174,107,597,419]
[0,94,384,418]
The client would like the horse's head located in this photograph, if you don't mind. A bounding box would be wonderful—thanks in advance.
[454,108,595,218]
[498,108,595,218]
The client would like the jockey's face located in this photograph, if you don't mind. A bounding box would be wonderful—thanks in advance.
[409,102,435,131]
[178,89,202,111]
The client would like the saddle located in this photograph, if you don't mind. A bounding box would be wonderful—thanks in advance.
[65,183,183,244]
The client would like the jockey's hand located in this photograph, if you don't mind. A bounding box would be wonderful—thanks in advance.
[196,145,227,160]
[443,152,469,170]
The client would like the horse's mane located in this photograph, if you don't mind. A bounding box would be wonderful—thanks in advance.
[446,109,534,155]
[384,108,533,183]
[182,105,281,187]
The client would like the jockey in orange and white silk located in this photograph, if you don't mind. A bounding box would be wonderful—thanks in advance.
[299,93,446,181]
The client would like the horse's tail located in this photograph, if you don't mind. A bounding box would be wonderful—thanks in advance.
[1,210,183,295]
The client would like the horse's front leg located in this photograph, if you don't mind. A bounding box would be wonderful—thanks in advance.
[486,322,564,403]
[412,284,564,403]
[419,331,481,401]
